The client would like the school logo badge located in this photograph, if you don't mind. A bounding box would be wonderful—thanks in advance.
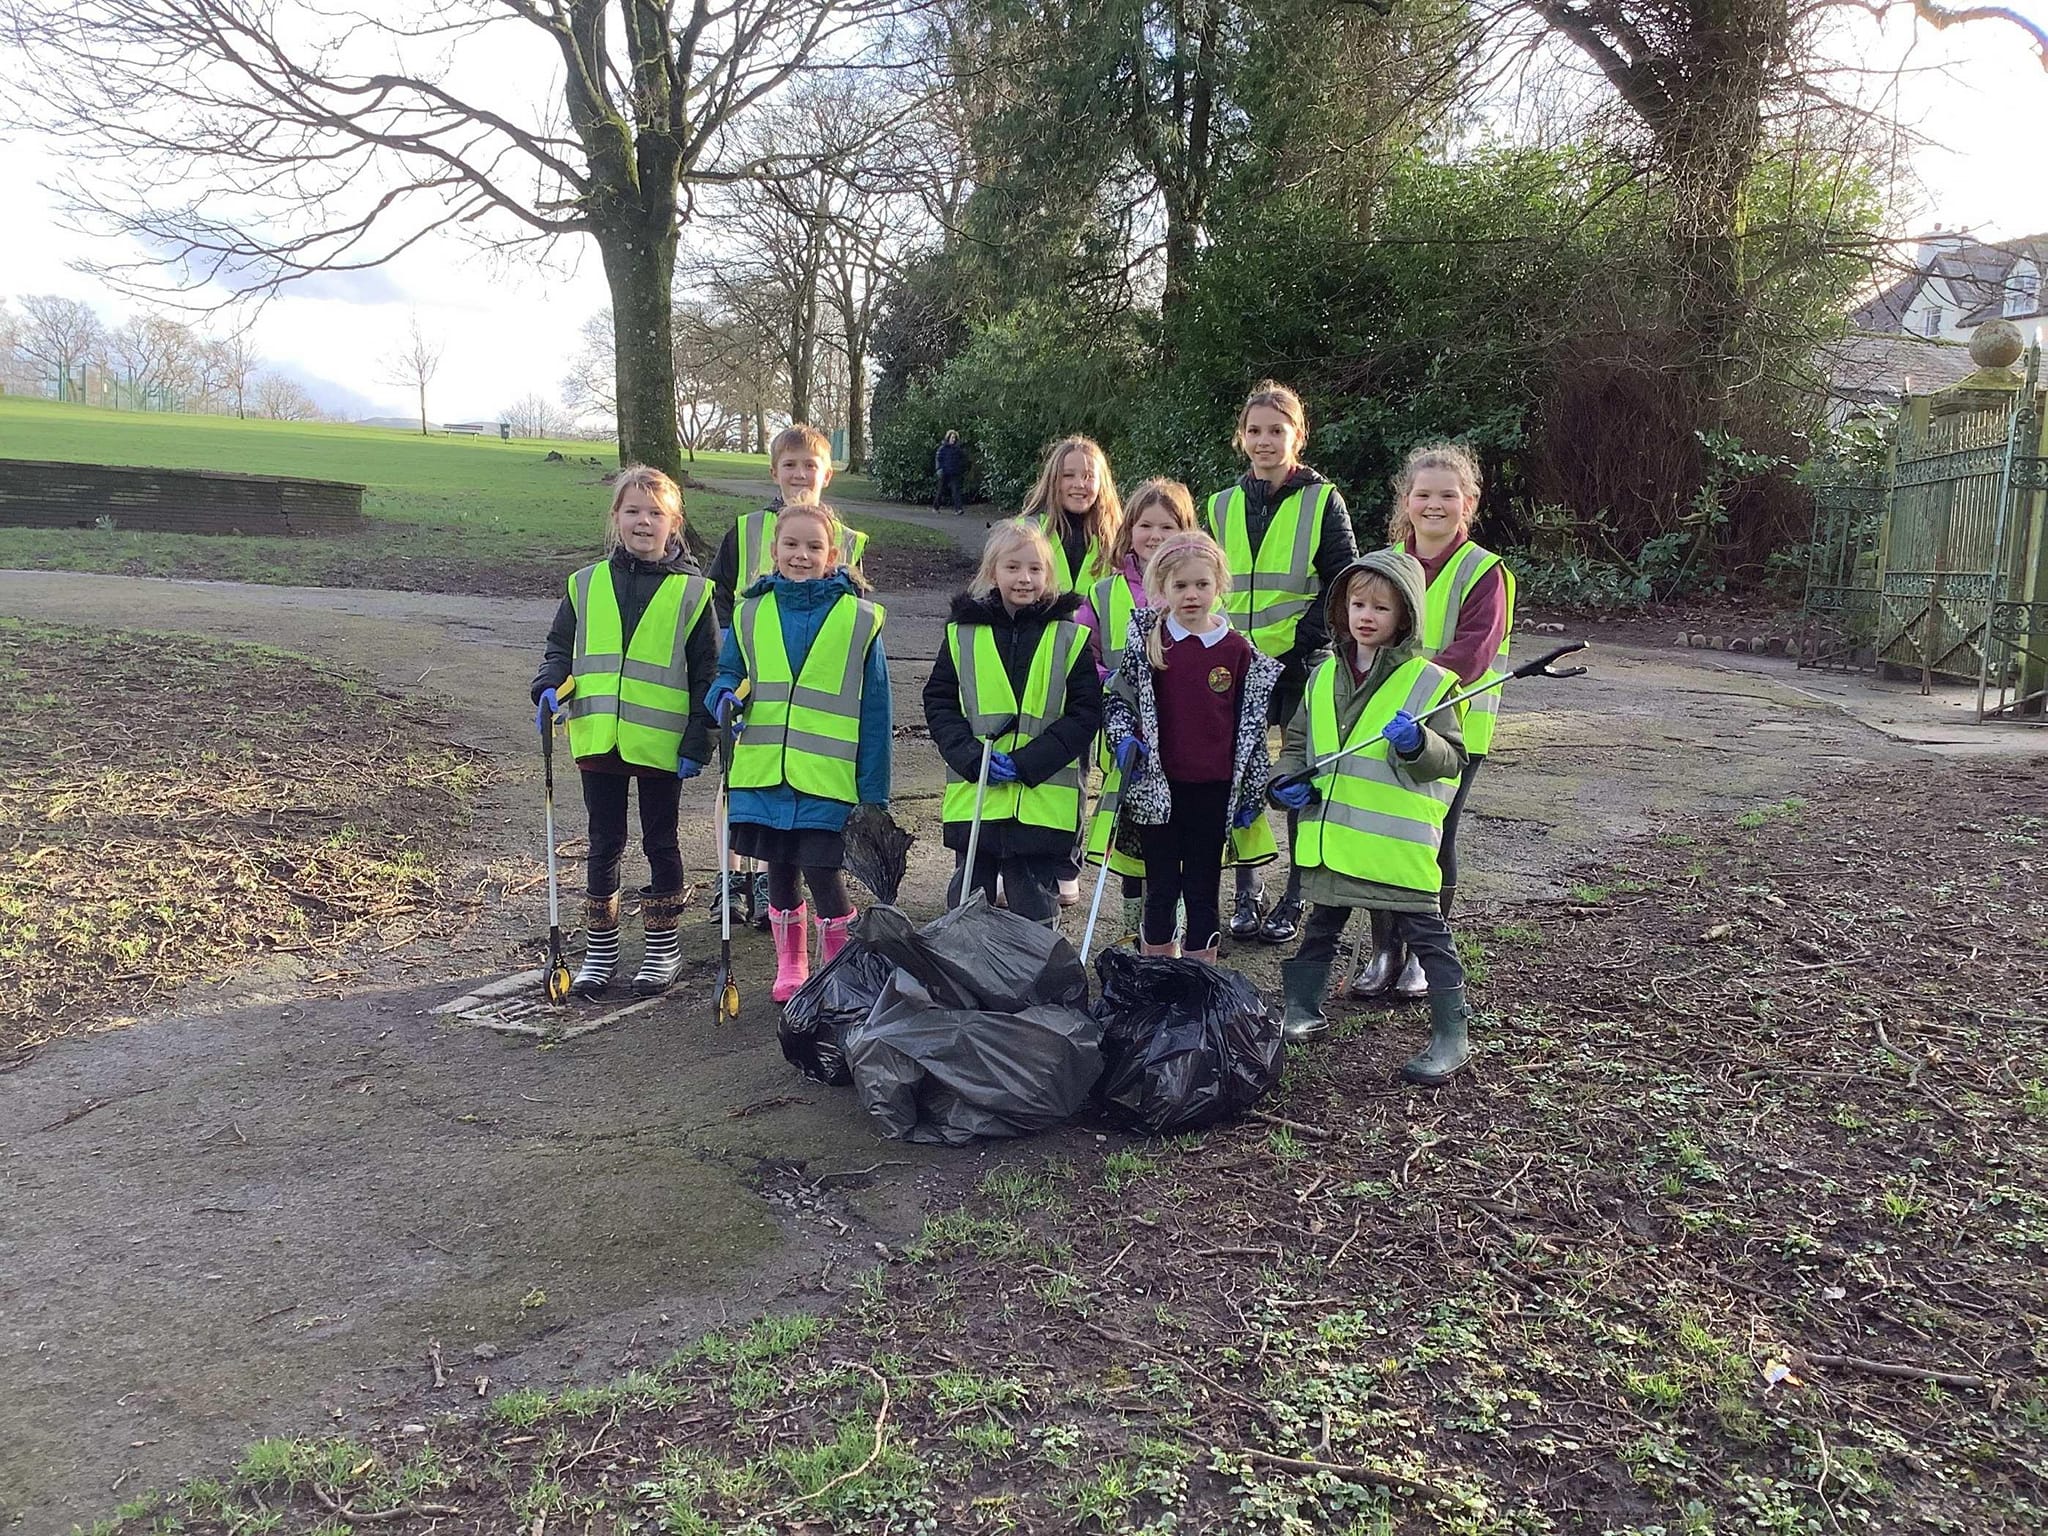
[1208,665,1232,694]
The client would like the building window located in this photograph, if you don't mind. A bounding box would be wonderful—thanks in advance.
[1924,307,1944,336]
[2007,261,2040,317]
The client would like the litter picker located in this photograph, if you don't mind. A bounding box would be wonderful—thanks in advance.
[1273,641,1588,795]
[957,713,1020,909]
[537,679,577,1005]
[1077,764,1129,966]
[713,703,741,1025]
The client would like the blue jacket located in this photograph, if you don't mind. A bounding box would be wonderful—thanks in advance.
[715,570,892,832]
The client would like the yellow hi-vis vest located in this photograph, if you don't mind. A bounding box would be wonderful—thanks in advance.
[1026,515,1102,596]
[1087,572,1141,680]
[1084,763,1280,874]
[735,507,871,587]
[564,563,714,769]
[942,620,1090,834]
[1292,653,1459,893]
[1204,482,1329,658]
[1419,541,1517,757]
[730,589,885,803]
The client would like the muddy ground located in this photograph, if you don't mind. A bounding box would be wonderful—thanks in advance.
[0,564,2037,1531]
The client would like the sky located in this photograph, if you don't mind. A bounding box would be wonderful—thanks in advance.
[1,3,2044,423]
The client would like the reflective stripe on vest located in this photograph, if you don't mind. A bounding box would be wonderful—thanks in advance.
[737,508,871,587]
[1419,541,1517,757]
[1027,516,1100,596]
[1292,655,1458,893]
[1084,768,1278,872]
[730,591,885,802]
[1087,573,1140,679]
[563,564,713,769]
[941,620,1090,834]
[1204,483,1327,658]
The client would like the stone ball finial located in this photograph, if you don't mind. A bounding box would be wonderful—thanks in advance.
[1969,318,2025,370]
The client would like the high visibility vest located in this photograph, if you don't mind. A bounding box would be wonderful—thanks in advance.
[1203,482,1329,658]
[1026,515,1102,595]
[1084,764,1280,873]
[1292,654,1459,893]
[730,590,885,803]
[1087,572,1141,680]
[735,507,871,588]
[942,620,1090,834]
[1418,541,1517,757]
[563,563,713,769]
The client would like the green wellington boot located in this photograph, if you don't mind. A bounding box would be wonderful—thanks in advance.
[1400,988,1473,1086]
[1279,959,1333,1043]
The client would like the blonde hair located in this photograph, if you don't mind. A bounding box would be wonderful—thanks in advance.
[1106,478,1197,578]
[1234,379,1308,460]
[774,500,870,591]
[968,518,1056,601]
[1141,533,1231,669]
[1387,441,1482,546]
[1331,565,1415,647]
[605,465,686,556]
[1019,435,1121,579]
[769,423,832,466]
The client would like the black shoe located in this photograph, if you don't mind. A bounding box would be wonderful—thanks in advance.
[1259,893,1303,944]
[1228,885,1265,940]
[703,871,746,923]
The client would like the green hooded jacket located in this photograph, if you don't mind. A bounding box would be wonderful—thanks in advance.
[1273,546,1466,914]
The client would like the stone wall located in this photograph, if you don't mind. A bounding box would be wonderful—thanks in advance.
[0,458,367,535]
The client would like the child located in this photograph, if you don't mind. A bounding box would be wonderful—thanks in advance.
[1202,380,1358,946]
[710,502,892,1003]
[706,425,870,931]
[1350,442,1515,1001]
[923,520,1103,923]
[1102,533,1279,963]
[1269,549,1471,1085]
[531,466,719,997]
[1077,478,1199,939]
[1020,434,1123,598]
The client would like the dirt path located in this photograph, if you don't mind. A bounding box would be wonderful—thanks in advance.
[1,568,2030,1530]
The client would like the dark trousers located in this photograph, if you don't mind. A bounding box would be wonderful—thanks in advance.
[949,850,1062,922]
[1138,781,1229,950]
[580,770,682,898]
[1297,903,1464,990]
[766,862,852,918]
[1439,755,1484,888]
[935,472,964,513]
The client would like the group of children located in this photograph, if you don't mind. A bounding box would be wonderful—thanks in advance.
[531,384,1514,1087]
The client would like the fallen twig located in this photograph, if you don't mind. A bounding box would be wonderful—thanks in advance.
[309,1485,460,1525]
[39,1083,166,1133]
[761,1361,889,1517]
[1233,1447,1445,1500]
[1248,1108,1333,1141]
[1804,1351,1995,1393]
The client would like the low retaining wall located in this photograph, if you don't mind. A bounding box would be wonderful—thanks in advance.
[0,457,367,535]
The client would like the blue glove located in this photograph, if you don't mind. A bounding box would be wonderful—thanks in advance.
[1232,800,1261,830]
[987,751,1019,784]
[1113,736,1147,774]
[676,757,703,781]
[707,686,742,730]
[535,687,562,736]
[1381,709,1423,756]
[1272,779,1314,811]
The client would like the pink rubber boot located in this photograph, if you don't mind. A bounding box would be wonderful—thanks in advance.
[816,911,857,968]
[769,903,811,1003]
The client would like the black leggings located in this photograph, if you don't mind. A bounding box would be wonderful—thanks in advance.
[766,862,852,919]
[581,771,682,898]
[1139,781,1229,950]
[1439,755,1484,888]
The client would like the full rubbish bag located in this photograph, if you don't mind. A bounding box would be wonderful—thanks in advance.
[1092,949,1283,1135]
[844,895,1103,1146]
[779,935,896,1086]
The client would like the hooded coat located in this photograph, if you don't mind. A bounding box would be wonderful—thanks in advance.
[1273,546,1465,914]
[922,588,1104,858]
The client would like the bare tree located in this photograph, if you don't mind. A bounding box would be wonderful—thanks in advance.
[561,310,620,426]
[0,299,33,394]
[382,314,444,436]
[252,371,319,420]
[1,0,911,481]
[105,312,200,409]
[503,391,571,439]
[205,331,260,419]
[15,294,105,400]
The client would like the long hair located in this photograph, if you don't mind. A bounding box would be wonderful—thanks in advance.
[1386,441,1482,547]
[1233,379,1308,461]
[1141,532,1231,669]
[774,500,870,591]
[968,517,1055,602]
[1105,477,1197,581]
[1019,435,1121,578]
[604,465,686,557]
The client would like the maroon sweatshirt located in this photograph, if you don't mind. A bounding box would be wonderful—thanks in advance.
[1155,623,1256,783]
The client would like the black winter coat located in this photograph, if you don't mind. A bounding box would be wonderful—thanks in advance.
[532,545,718,771]
[922,589,1103,857]
[1221,465,1359,705]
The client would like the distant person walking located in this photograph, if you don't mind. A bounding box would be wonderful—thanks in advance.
[933,429,968,514]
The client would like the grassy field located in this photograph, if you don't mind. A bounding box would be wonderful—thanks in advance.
[0,398,943,594]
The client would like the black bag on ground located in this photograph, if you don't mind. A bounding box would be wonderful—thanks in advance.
[1092,949,1282,1135]
[779,937,896,1086]
[844,896,1102,1146]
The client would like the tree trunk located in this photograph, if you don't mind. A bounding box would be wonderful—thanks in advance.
[599,217,683,478]
[845,336,867,471]
[417,379,427,435]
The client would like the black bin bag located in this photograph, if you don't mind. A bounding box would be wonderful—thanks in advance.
[844,896,1102,1146]
[1092,949,1283,1135]
[779,937,896,1086]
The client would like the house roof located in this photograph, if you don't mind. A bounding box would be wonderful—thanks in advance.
[1822,330,1979,405]
[1853,234,2048,331]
